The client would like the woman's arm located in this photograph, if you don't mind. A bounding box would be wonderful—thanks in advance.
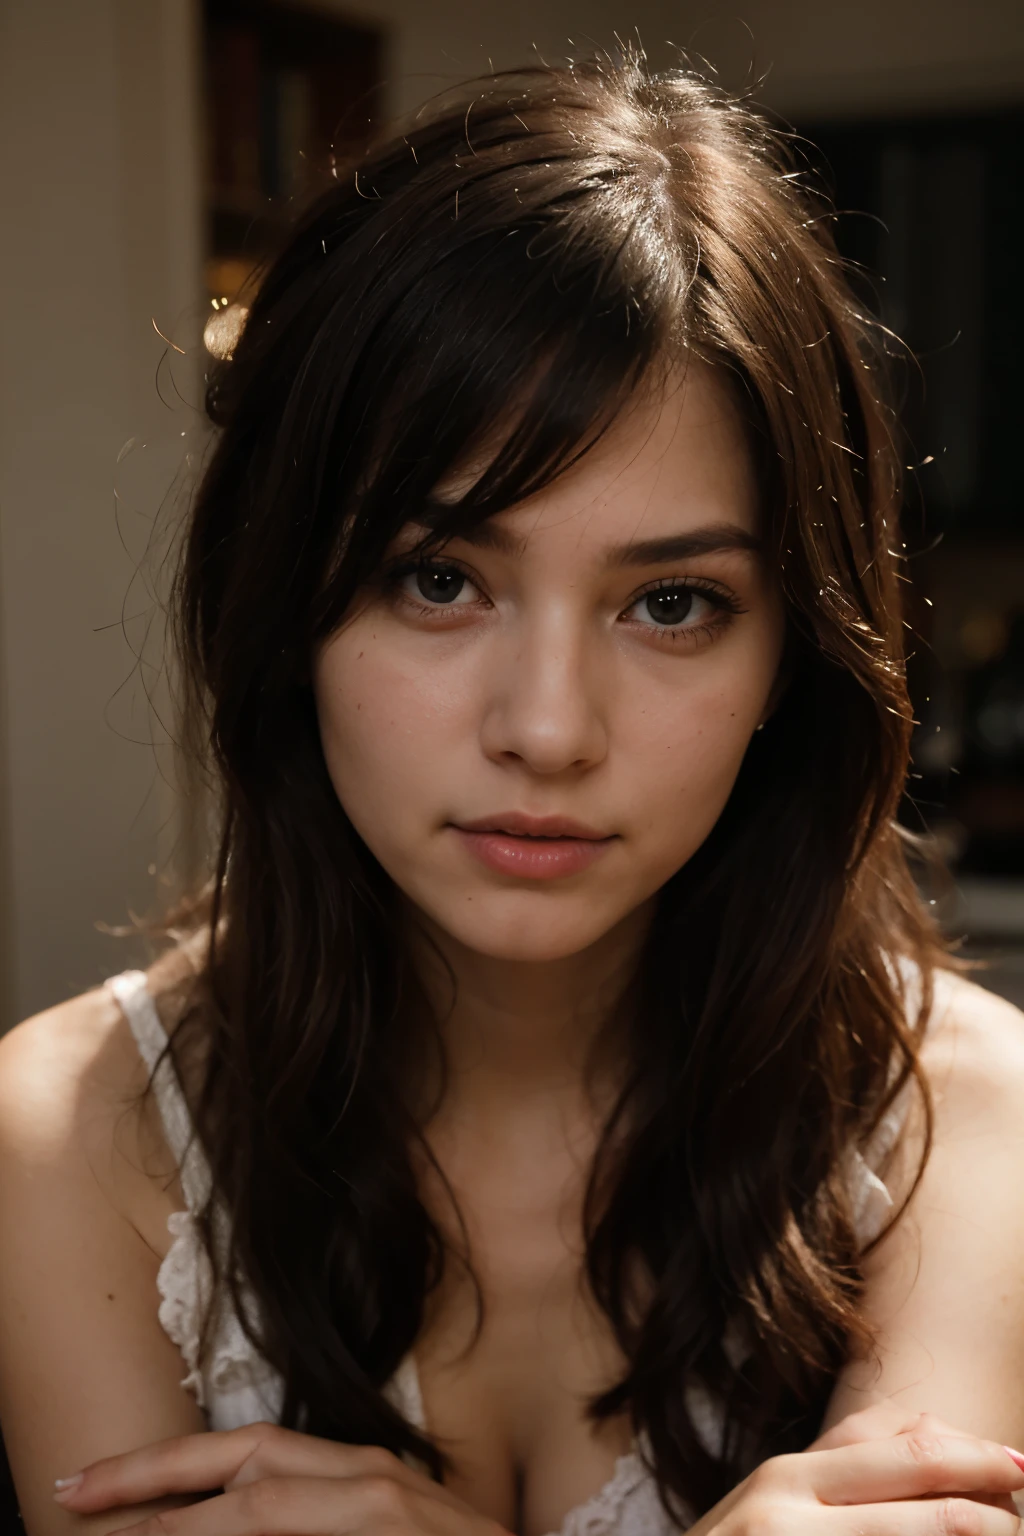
[0,987,206,1536]
[825,970,1024,1440]
[25,969,1024,1536]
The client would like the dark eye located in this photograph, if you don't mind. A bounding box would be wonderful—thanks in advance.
[625,583,729,633]
[413,564,469,604]
[642,587,695,626]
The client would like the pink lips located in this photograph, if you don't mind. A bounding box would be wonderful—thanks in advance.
[450,812,616,881]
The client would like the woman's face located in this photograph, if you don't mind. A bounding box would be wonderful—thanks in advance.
[314,365,785,963]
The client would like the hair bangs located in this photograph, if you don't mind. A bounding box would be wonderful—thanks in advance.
[307,202,677,637]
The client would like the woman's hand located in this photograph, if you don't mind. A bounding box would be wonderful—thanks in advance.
[51,1422,511,1535]
[813,1402,988,1451]
[50,1410,1024,1536]
[688,1410,1024,1536]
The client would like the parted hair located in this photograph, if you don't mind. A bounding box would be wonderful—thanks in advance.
[158,52,943,1522]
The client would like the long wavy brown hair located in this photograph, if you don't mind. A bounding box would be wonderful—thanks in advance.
[154,53,946,1523]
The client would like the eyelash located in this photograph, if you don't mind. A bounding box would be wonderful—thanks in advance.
[383,558,746,648]
[628,575,745,645]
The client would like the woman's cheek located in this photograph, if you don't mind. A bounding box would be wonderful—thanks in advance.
[314,632,467,832]
[626,672,767,859]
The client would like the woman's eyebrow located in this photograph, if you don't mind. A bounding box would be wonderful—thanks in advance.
[608,524,762,565]
[453,520,761,565]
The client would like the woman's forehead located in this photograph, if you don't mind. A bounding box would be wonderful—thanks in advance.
[428,363,761,558]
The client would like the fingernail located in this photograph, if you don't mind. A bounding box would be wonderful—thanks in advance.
[1003,1447,1024,1474]
[53,1472,83,1502]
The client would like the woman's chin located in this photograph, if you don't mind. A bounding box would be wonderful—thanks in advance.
[424,896,625,965]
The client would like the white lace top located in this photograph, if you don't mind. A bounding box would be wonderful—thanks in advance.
[108,967,912,1536]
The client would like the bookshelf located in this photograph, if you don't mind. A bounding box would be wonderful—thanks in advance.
[202,0,384,305]
[803,109,1024,884]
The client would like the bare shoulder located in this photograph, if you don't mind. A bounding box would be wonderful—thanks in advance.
[0,938,207,1242]
[0,961,209,1534]
[833,966,1024,1435]
[0,933,207,1147]
[0,981,178,1268]
[832,965,1024,1434]
[0,983,145,1163]
[919,966,1024,1134]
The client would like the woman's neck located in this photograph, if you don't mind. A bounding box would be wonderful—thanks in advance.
[403,899,654,1117]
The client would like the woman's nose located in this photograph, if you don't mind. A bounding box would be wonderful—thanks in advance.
[478,609,609,775]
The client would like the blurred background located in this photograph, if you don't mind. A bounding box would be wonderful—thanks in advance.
[0,0,1022,1028]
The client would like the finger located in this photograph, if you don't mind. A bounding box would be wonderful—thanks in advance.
[814,1405,980,1451]
[55,1425,424,1514]
[812,1403,907,1450]
[782,1431,1024,1506]
[107,1473,480,1536]
[221,1433,468,1517]
[975,1492,1020,1515]
[824,1496,1021,1536]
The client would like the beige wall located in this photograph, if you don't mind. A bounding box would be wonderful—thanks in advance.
[1,0,1022,1026]
[335,0,1024,118]
[0,0,203,1024]
[705,0,1024,118]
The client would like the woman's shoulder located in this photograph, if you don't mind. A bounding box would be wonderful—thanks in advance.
[863,963,1024,1219]
[0,982,146,1164]
[833,966,1024,1426]
[881,963,1024,1228]
[920,965,1024,1121]
[0,973,210,1526]
[0,939,208,1244]
[0,935,204,1123]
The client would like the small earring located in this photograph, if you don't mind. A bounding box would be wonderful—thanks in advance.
[755,722,765,731]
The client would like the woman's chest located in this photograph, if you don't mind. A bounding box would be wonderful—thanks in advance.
[415,1171,636,1536]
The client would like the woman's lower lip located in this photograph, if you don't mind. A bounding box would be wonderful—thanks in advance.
[451,828,615,880]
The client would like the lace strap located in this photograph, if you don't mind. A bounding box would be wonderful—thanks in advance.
[107,969,212,1213]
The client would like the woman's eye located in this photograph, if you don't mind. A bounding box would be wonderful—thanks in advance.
[401,562,477,606]
[627,584,719,629]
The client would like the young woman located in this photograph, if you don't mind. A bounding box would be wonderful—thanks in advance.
[1,54,1023,1536]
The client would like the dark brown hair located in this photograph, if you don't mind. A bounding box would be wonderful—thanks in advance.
[162,53,944,1523]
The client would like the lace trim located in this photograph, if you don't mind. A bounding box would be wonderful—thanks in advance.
[553,1449,681,1536]
[156,1209,282,1411]
[126,938,916,1536]
[151,1139,890,1520]
[156,1212,208,1404]
[154,1205,681,1531]
[552,1452,646,1536]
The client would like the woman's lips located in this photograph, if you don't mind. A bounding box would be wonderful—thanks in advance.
[450,822,616,880]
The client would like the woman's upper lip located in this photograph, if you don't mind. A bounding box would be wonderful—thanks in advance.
[454,812,614,840]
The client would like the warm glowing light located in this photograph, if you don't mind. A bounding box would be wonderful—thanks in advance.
[203,303,249,360]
